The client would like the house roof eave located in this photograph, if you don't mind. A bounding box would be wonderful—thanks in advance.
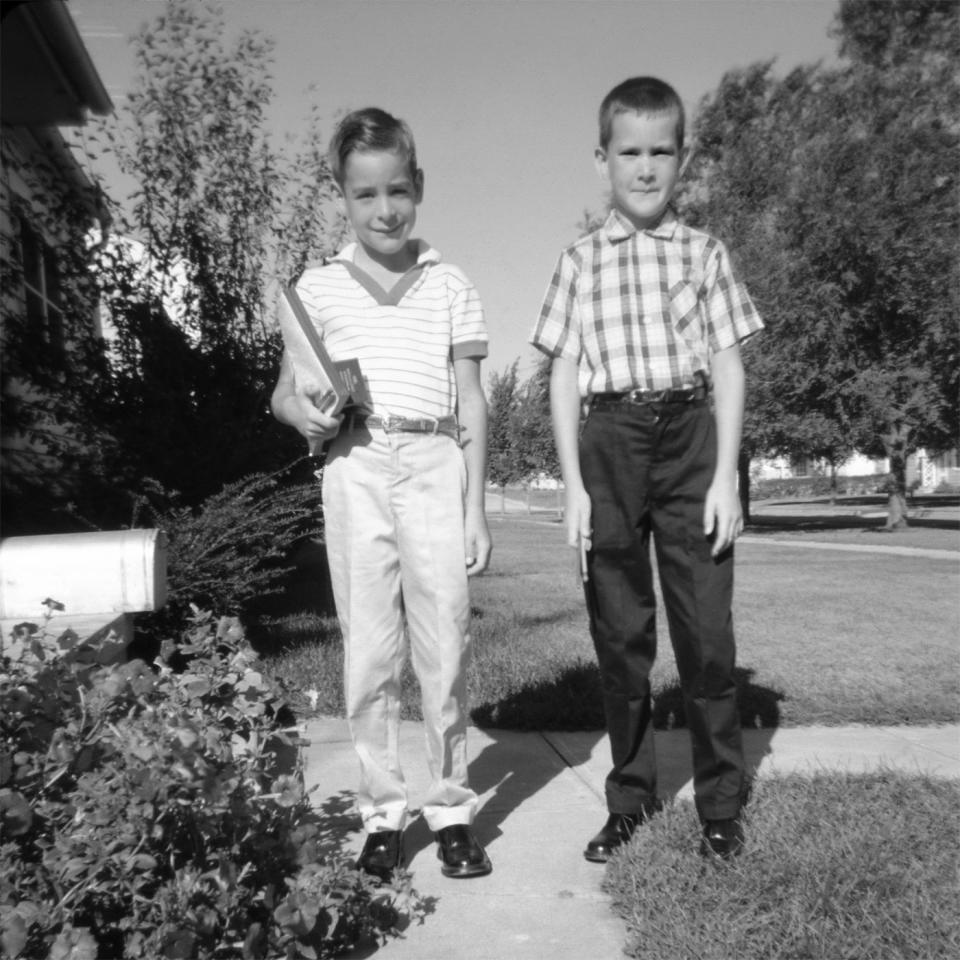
[1,0,114,127]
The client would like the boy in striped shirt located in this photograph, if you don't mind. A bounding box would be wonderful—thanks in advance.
[530,77,764,862]
[272,108,492,881]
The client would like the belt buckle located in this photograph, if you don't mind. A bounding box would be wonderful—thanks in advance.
[425,416,440,435]
[384,414,402,433]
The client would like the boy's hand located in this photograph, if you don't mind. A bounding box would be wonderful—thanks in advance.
[565,483,592,581]
[703,476,742,557]
[464,508,491,577]
[288,392,343,445]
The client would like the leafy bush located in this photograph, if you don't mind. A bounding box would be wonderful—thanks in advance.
[131,466,324,633]
[0,604,421,959]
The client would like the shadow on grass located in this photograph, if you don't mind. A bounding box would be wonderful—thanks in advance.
[653,666,785,730]
[471,663,784,732]
[244,610,340,656]
[747,495,959,534]
[471,604,587,630]
[471,661,606,730]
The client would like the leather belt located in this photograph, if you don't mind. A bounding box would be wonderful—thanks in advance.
[347,411,460,439]
[589,383,707,407]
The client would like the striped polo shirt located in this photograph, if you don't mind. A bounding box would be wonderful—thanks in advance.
[530,209,763,397]
[294,241,488,420]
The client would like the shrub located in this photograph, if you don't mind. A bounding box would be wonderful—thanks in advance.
[130,465,324,635]
[0,604,422,959]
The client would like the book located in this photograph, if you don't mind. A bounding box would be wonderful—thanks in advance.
[278,283,370,452]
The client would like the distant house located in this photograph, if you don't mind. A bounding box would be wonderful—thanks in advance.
[753,449,959,494]
[1,0,113,533]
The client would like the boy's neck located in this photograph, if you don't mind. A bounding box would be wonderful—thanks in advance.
[616,204,671,232]
[353,241,419,280]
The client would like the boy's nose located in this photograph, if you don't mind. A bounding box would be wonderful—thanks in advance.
[375,195,395,220]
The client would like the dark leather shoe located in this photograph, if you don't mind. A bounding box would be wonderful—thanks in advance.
[700,818,744,860]
[584,812,646,862]
[436,824,492,878]
[357,829,403,881]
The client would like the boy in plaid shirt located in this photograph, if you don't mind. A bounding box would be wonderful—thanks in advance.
[530,77,763,861]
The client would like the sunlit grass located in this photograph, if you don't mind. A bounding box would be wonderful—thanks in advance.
[606,772,960,960]
[258,515,959,727]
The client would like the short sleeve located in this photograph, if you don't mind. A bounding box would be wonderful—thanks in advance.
[529,249,581,362]
[447,266,488,360]
[701,241,764,353]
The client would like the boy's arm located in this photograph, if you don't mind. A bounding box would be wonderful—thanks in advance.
[550,356,591,562]
[271,350,343,445]
[704,343,745,557]
[454,356,492,577]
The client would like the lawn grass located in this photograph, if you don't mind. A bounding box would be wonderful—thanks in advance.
[259,514,960,727]
[605,772,960,960]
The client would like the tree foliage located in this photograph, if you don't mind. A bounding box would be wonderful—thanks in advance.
[511,356,558,484]
[680,0,959,525]
[83,0,344,515]
[486,360,521,491]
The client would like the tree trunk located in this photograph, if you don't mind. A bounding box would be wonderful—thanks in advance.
[499,485,506,516]
[882,422,911,531]
[886,489,908,530]
[738,450,751,525]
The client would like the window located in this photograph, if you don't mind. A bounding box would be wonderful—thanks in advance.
[19,219,64,354]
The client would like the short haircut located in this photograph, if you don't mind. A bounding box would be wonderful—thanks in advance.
[598,77,685,151]
[328,107,419,185]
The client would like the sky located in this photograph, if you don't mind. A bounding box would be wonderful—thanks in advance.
[70,0,841,383]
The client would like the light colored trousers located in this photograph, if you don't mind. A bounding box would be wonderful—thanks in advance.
[322,425,479,833]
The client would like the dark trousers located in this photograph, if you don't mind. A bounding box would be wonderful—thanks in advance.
[580,399,745,822]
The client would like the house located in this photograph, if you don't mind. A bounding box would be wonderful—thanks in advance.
[1,0,114,534]
[753,449,959,494]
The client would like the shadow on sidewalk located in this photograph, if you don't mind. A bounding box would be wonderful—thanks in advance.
[311,664,783,865]
[400,725,609,864]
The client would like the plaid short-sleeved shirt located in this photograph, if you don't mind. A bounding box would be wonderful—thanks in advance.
[530,209,764,397]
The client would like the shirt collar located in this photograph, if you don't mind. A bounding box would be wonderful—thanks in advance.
[330,239,441,267]
[603,207,679,243]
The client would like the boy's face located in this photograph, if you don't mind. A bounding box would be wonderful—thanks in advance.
[595,109,684,231]
[336,148,423,266]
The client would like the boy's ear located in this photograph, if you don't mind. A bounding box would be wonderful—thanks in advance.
[414,168,425,203]
[594,146,610,182]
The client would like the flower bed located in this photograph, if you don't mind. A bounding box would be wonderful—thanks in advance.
[1,605,420,959]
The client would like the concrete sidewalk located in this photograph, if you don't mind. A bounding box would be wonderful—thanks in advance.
[301,719,960,960]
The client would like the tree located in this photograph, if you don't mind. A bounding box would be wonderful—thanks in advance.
[85,0,342,515]
[511,356,561,512]
[486,360,521,512]
[681,0,959,528]
[788,0,959,527]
